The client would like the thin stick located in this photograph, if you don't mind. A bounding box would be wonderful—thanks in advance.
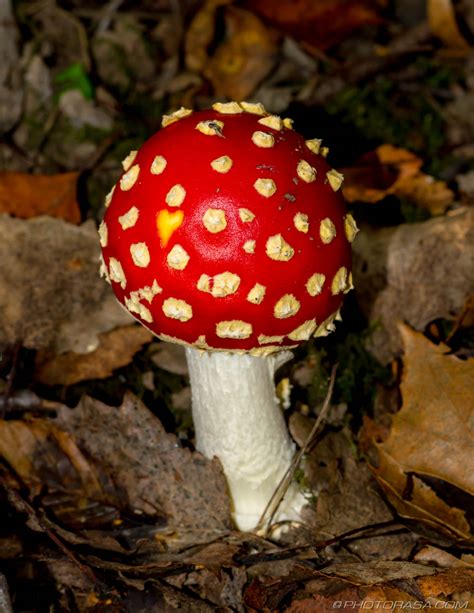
[0,478,98,585]
[257,364,338,535]
[237,519,401,565]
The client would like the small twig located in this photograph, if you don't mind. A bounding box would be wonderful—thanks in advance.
[237,519,401,565]
[256,364,338,535]
[0,478,98,585]
[446,295,474,344]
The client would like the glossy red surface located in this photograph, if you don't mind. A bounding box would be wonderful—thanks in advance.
[101,108,352,351]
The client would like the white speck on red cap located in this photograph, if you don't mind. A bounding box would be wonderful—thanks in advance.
[118,206,139,230]
[120,165,140,191]
[150,155,167,175]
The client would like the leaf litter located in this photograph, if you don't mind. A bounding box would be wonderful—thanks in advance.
[1,0,474,609]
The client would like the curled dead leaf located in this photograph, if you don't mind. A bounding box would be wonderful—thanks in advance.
[35,325,153,386]
[427,0,470,50]
[247,0,384,51]
[367,325,474,542]
[353,207,474,363]
[186,2,278,100]
[0,394,231,539]
[342,144,454,215]
[185,0,233,73]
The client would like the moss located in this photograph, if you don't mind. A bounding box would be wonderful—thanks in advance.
[301,324,391,417]
[326,58,455,174]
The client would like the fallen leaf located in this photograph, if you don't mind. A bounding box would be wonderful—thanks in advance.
[414,545,474,568]
[0,215,133,353]
[0,172,80,222]
[417,568,474,600]
[297,425,415,560]
[323,560,437,584]
[246,562,438,612]
[55,393,231,536]
[368,325,474,541]
[35,325,153,386]
[342,145,454,215]
[0,419,121,526]
[427,0,470,50]
[0,394,231,541]
[353,207,474,363]
[186,2,278,100]
[185,0,233,73]
[247,0,384,51]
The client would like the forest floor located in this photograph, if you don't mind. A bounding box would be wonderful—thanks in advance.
[0,0,473,611]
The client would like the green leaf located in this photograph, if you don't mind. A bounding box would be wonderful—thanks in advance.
[54,63,94,101]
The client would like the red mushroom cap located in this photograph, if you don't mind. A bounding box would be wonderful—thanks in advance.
[99,103,357,355]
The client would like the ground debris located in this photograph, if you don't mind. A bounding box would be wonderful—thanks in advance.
[363,325,474,543]
[353,207,474,363]
[0,215,132,353]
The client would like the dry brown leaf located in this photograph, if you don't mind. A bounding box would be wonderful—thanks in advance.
[374,453,471,540]
[297,424,414,560]
[428,0,470,50]
[417,567,474,600]
[0,419,118,523]
[185,0,233,73]
[206,7,278,100]
[353,207,474,363]
[35,325,153,386]
[248,0,384,51]
[414,545,474,568]
[0,394,231,540]
[186,2,278,100]
[369,325,474,541]
[0,172,80,222]
[0,215,132,352]
[342,144,454,215]
[55,394,231,536]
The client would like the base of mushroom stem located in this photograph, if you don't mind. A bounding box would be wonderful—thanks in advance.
[185,347,307,532]
[233,481,307,534]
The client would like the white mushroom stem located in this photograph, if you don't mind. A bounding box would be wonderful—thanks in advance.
[185,347,306,532]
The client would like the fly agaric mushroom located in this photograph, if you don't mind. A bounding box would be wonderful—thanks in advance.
[99,102,357,531]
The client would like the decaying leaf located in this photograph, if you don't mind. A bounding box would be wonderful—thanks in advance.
[353,207,474,363]
[414,544,474,568]
[248,0,384,51]
[35,325,153,386]
[0,394,231,540]
[185,0,233,73]
[342,145,454,215]
[244,560,473,612]
[0,172,81,222]
[0,418,121,526]
[427,0,470,50]
[298,424,415,560]
[0,214,133,353]
[186,2,278,100]
[368,325,474,542]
